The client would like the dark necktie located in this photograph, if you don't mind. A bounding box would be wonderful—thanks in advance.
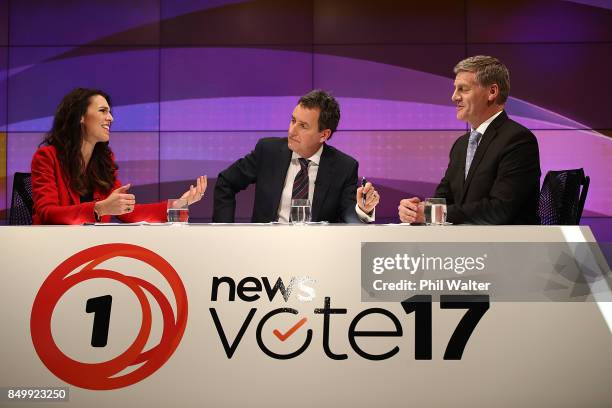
[292,158,310,199]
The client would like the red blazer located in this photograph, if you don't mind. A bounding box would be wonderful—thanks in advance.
[31,145,166,225]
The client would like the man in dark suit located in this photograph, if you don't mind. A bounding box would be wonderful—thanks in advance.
[213,90,380,223]
[398,56,541,224]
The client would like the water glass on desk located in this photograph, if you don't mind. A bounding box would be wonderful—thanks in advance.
[290,199,311,224]
[167,199,189,223]
[424,198,447,225]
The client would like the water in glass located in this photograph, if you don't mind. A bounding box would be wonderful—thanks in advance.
[290,199,311,223]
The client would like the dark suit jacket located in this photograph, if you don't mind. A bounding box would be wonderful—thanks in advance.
[213,137,361,223]
[434,111,541,224]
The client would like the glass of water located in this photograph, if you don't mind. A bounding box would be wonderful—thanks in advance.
[290,199,311,224]
[424,198,447,225]
[167,199,189,223]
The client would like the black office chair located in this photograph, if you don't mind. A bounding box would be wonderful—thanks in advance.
[539,168,590,225]
[9,172,34,225]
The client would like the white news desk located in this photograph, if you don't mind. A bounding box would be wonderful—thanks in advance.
[0,225,610,407]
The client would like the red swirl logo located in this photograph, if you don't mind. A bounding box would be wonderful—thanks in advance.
[30,243,188,390]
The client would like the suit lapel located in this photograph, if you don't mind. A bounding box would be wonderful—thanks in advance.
[462,111,507,199]
[271,141,292,217]
[311,144,333,222]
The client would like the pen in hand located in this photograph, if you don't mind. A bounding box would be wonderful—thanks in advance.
[361,177,367,208]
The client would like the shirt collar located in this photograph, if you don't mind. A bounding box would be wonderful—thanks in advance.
[472,110,504,135]
[291,144,324,166]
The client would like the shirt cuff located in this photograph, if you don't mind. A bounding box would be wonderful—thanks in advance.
[355,204,375,223]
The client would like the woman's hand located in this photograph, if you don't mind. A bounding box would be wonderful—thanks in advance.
[179,176,207,206]
[95,184,135,216]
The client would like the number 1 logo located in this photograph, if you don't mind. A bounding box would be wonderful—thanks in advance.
[30,243,188,390]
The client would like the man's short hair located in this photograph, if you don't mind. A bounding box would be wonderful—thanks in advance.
[298,89,341,137]
[454,56,510,104]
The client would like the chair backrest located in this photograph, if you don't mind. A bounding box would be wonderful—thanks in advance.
[9,172,34,225]
[539,168,590,225]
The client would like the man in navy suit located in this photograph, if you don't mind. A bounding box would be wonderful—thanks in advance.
[398,56,541,224]
[213,90,379,223]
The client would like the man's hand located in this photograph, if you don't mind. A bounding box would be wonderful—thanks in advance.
[357,182,380,214]
[398,197,424,223]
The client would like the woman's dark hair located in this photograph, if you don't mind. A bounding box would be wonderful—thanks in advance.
[42,88,117,195]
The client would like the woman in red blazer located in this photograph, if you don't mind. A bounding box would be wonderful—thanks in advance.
[31,88,206,224]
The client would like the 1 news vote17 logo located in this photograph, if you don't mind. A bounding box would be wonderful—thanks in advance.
[30,243,187,390]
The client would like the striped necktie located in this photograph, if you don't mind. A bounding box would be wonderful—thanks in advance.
[292,158,310,199]
[465,130,482,179]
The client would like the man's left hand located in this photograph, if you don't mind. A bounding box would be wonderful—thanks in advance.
[357,182,380,214]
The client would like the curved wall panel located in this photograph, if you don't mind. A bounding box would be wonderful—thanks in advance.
[1,0,610,235]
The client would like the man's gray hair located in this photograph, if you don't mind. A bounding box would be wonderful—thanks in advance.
[454,55,510,104]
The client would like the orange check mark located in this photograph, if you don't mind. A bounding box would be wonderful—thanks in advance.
[273,317,308,341]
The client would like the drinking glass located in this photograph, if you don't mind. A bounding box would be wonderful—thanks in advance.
[424,198,447,225]
[167,199,189,223]
[290,199,311,224]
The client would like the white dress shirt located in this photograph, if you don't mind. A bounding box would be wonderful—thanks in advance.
[472,110,504,145]
[276,145,374,223]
